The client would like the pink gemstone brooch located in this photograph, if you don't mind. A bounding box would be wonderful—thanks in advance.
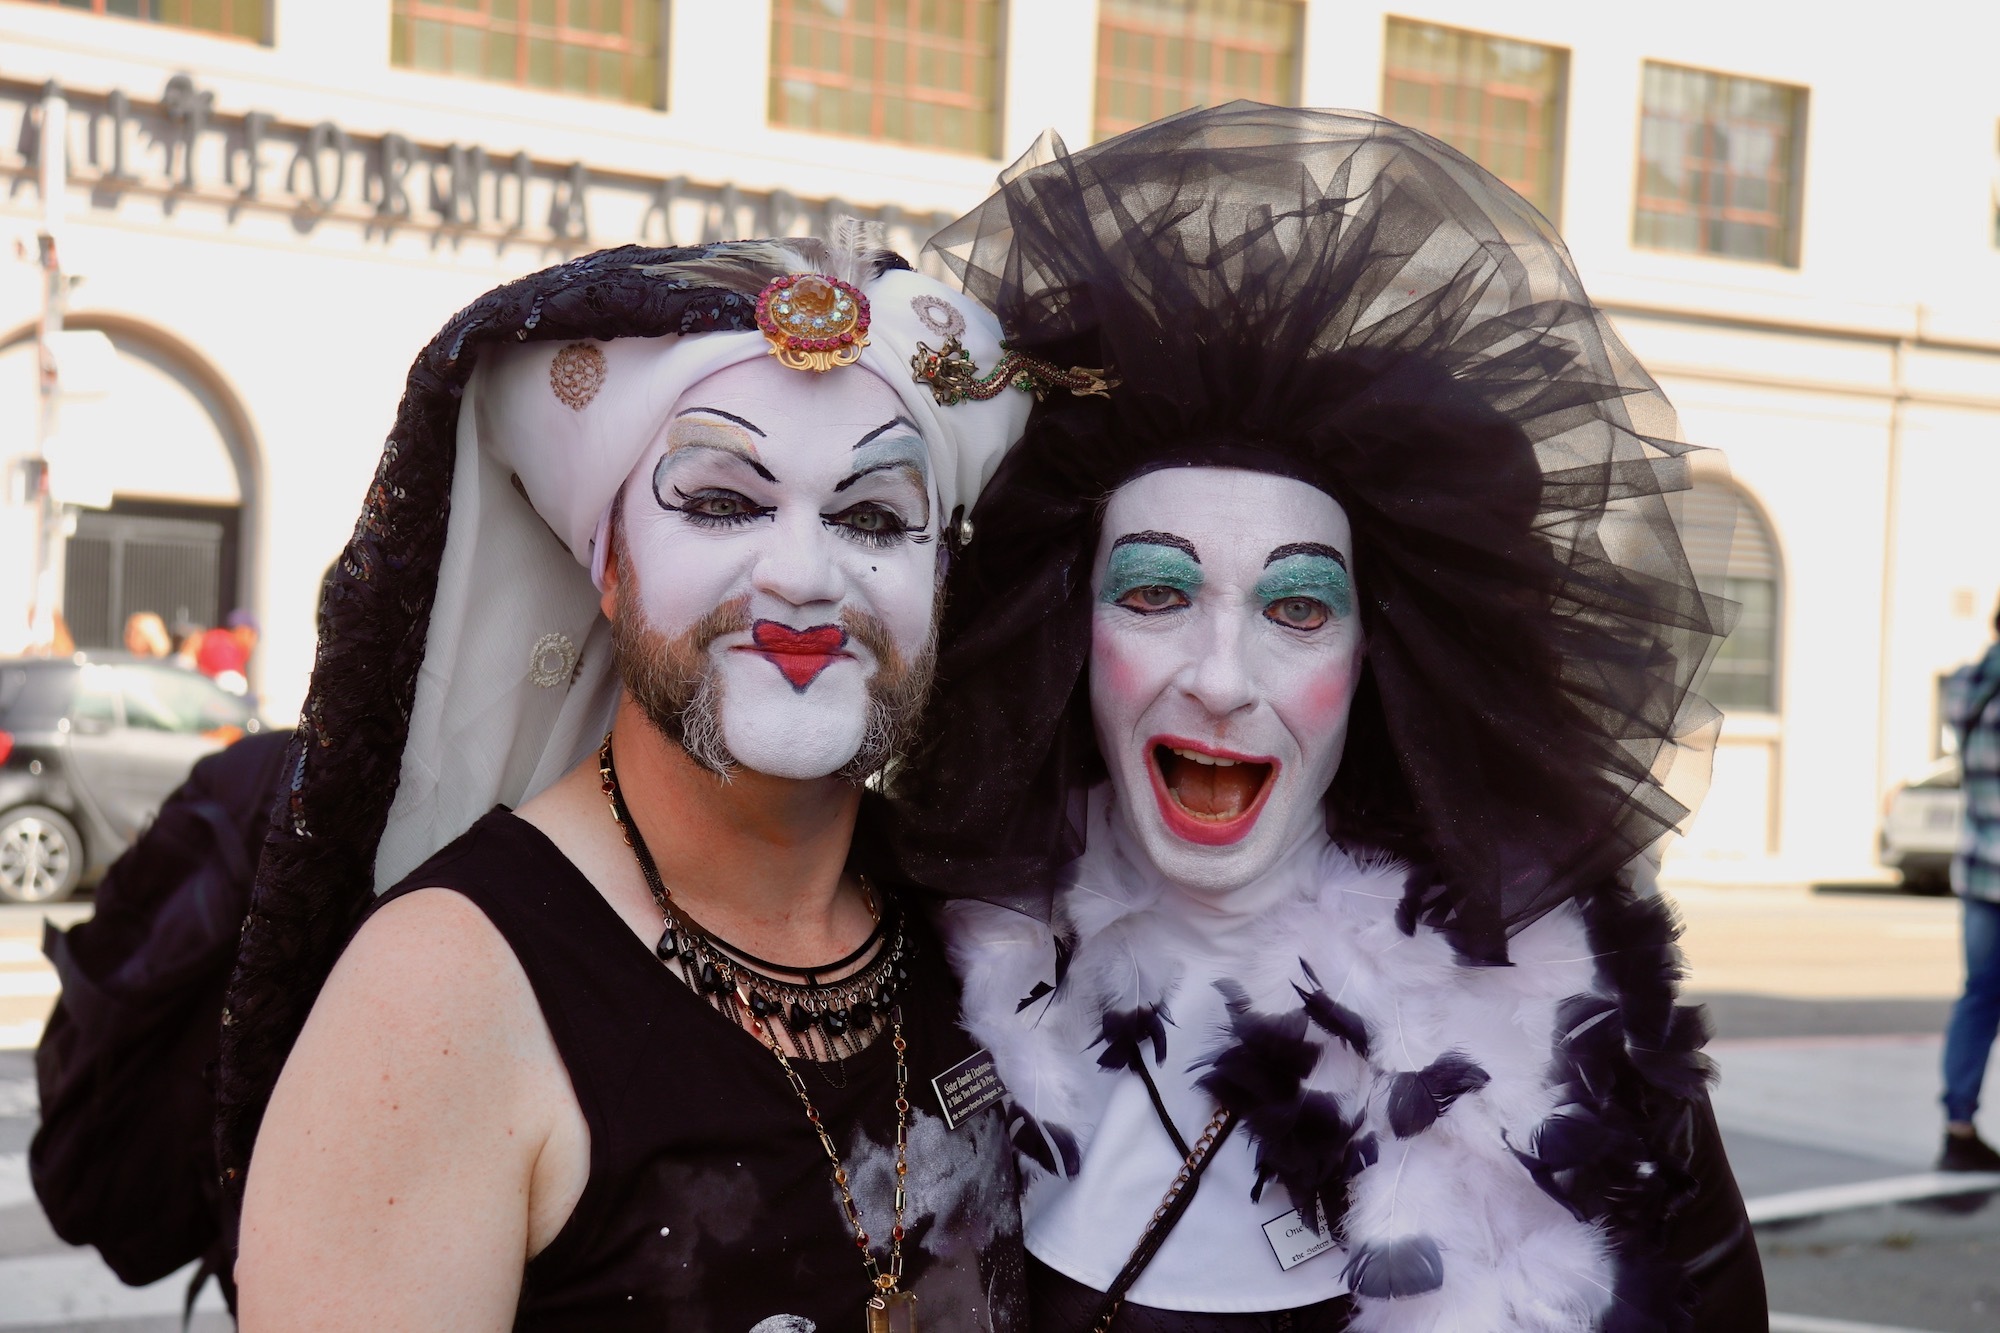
[756,273,871,373]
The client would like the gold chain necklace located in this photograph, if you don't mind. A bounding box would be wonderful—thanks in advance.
[596,733,919,1331]
[766,1005,916,1330]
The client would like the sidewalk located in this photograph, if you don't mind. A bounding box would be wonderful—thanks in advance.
[1674,883,2000,1333]
[0,906,84,1052]
[0,1050,230,1331]
[1711,1033,1987,1180]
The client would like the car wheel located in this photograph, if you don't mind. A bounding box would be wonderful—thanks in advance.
[0,805,84,904]
[1898,868,1952,897]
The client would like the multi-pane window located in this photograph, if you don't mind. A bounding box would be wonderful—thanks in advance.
[30,0,265,42]
[390,1,663,108]
[1094,0,1302,142]
[1381,18,1567,221]
[1682,483,1782,712]
[1636,62,1807,266]
[770,0,1003,157]
[1716,575,1780,711]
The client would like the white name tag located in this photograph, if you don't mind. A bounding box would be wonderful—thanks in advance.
[1262,1199,1338,1271]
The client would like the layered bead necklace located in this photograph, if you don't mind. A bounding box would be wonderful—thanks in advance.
[597,734,919,1329]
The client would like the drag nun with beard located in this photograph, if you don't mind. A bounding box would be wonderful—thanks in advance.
[890,105,1766,1332]
[214,233,1063,1328]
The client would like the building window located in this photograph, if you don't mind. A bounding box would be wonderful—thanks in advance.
[389,1,663,108]
[27,0,266,42]
[1682,482,1782,712]
[1094,0,1302,142]
[1381,18,1567,221]
[1635,62,1807,266]
[1991,120,1999,248]
[769,0,1003,157]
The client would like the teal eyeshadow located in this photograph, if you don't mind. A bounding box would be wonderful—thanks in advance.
[1100,544,1204,604]
[1255,555,1353,619]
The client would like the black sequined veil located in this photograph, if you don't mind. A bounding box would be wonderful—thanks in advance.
[889,103,1732,962]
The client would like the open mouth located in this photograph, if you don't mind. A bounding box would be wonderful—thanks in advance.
[1145,736,1279,846]
[747,620,850,691]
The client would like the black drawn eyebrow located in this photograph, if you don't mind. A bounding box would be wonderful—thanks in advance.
[1264,541,1347,570]
[1111,530,1200,562]
[655,445,777,485]
[674,407,767,437]
[852,416,921,450]
[833,460,926,494]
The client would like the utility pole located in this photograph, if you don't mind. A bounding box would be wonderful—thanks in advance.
[29,81,69,653]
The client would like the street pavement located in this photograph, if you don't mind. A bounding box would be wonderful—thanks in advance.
[0,904,230,1331]
[0,887,1996,1329]
[1677,884,2000,1333]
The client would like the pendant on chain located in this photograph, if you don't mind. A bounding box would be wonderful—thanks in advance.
[867,1289,919,1333]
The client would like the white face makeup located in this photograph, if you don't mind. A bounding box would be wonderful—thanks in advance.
[1089,467,1365,895]
[612,355,940,780]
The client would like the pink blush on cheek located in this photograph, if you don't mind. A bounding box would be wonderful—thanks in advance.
[1090,624,1159,703]
[1285,657,1363,735]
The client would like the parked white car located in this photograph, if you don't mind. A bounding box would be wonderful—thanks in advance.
[1879,756,1964,893]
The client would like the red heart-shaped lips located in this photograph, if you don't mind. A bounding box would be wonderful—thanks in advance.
[750,621,849,690]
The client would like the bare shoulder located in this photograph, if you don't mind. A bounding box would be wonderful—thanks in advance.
[278,887,546,1092]
[236,888,580,1330]
[327,885,532,1016]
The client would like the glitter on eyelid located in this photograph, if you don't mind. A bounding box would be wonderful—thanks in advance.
[1255,555,1354,619]
[1100,544,1205,603]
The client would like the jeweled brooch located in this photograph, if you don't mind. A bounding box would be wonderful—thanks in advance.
[756,273,871,373]
[909,336,1116,406]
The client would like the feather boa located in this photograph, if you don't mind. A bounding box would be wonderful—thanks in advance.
[942,801,1712,1332]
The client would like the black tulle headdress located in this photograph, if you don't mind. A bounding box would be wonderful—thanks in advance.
[889,103,1727,960]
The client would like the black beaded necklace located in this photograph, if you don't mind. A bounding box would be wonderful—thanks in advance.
[596,733,907,1064]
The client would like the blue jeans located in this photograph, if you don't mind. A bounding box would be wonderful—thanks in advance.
[1943,895,2000,1123]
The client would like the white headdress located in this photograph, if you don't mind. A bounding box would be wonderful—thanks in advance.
[374,239,1032,889]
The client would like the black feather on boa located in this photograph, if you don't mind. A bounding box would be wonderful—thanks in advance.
[1193,983,1364,1226]
[1500,883,1718,1332]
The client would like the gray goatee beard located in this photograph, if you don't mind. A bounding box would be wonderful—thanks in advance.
[610,549,937,783]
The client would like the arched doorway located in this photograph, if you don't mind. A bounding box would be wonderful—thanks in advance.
[1677,480,1785,859]
[0,322,258,655]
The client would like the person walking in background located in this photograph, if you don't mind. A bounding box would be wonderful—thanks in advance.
[1940,599,2000,1172]
[122,611,172,658]
[172,622,203,670]
[195,610,258,695]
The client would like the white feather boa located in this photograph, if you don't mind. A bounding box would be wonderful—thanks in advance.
[941,795,1629,1331]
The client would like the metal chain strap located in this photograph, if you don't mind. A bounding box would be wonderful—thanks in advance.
[1092,1104,1235,1333]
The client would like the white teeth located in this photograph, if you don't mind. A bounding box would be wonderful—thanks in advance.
[1170,746,1238,767]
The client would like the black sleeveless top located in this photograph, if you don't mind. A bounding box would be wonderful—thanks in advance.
[370,810,1027,1332]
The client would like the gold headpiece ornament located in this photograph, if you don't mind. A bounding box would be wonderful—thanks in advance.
[909,336,1115,407]
[756,273,870,372]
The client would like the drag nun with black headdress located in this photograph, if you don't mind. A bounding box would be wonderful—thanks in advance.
[891,103,1766,1332]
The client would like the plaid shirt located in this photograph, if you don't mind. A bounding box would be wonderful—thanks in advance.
[1948,642,2000,901]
